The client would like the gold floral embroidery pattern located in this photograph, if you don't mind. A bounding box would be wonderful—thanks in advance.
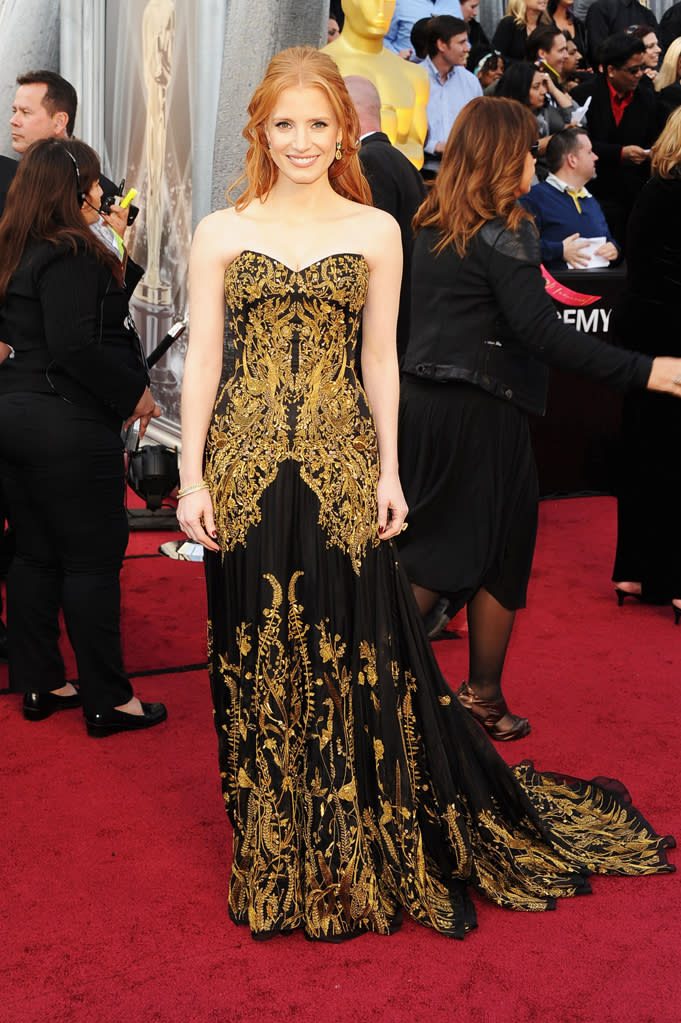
[209,569,672,940]
[204,252,377,574]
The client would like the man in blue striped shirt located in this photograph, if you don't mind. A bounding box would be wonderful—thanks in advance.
[421,16,482,176]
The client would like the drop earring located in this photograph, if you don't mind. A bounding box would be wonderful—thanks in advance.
[335,140,343,161]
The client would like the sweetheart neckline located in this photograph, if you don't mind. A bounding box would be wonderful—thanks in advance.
[227,249,368,276]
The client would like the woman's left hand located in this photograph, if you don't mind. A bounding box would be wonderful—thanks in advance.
[377,472,408,540]
[101,203,129,239]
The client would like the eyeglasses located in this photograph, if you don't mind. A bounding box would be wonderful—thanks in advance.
[530,142,540,158]
[620,64,646,76]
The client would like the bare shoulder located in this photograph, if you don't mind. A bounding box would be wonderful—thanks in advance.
[345,203,401,269]
[192,208,250,268]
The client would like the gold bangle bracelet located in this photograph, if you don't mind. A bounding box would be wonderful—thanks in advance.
[177,482,209,499]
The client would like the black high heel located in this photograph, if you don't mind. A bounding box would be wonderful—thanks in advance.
[673,602,681,626]
[614,587,642,607]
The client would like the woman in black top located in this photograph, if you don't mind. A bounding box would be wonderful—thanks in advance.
[492,0,552,63]
[0,138,166,736]
[397,97,681,741]
[611,108,681,620]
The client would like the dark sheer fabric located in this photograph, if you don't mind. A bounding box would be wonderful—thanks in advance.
[203,251,674,942]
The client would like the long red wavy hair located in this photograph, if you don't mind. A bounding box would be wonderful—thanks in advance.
[228,46,372,209]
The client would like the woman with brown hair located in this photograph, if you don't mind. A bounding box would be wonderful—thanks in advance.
[0,137,165,736]
[178,50,675,944]
[397,96,681,741]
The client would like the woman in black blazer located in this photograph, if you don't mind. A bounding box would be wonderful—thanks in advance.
[0,138,166,736]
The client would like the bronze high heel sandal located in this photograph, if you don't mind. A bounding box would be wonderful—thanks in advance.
[455,681,531,742]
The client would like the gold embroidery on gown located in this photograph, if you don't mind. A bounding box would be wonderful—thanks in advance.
[205,251,378,574]
[203,251,674,942]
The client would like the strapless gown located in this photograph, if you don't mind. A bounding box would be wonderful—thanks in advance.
[203,250,674,942]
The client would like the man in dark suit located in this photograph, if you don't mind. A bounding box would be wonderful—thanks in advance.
[345,75,426,365]
[571,32,661,246]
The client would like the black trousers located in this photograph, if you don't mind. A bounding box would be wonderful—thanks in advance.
[0,392,133,715]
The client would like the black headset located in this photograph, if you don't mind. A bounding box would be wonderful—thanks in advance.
[62,146,85,205]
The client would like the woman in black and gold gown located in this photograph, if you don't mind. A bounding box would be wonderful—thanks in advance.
[178,47,675,943]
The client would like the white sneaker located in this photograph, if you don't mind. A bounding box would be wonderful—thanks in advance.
[158,539,204,562]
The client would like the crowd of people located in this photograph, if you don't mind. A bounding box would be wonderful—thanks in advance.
[0,4,680,944]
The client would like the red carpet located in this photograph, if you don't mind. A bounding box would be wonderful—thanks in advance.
[1,496,679,1023]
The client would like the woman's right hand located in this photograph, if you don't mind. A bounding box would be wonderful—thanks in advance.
[647,358,681,396]
[176,489,220,552]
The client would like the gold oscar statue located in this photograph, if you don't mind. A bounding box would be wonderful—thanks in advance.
[140,0,175,306]
[323,0,428,169]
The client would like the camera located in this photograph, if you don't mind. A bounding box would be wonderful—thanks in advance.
[100,181,139,226]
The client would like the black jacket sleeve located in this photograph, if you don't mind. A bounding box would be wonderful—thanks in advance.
[37,248,147,419]
[484,221,651,391]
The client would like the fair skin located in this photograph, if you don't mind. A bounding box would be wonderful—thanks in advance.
[524,0,548,33]
[642,32,660,80]
[10,82,128,236]
[460,0,480,22]
[554,136,618,267]
[537,34,569,75]
[10,82,68,153]
[328,17,340,43]
[518,149,538,196]
[178,85,406,553]
[432,33,471,152]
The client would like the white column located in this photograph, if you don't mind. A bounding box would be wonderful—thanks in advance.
[191,0,226,230]
[60,0,107,157]
[0,0,60,159]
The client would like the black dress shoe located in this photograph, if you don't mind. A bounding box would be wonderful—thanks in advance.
[23,688,82,721]
[85,701,167,738]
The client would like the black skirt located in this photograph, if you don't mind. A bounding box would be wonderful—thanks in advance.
[397,377,538,612]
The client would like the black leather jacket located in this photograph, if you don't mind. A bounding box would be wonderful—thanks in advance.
[403,218,651,416]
